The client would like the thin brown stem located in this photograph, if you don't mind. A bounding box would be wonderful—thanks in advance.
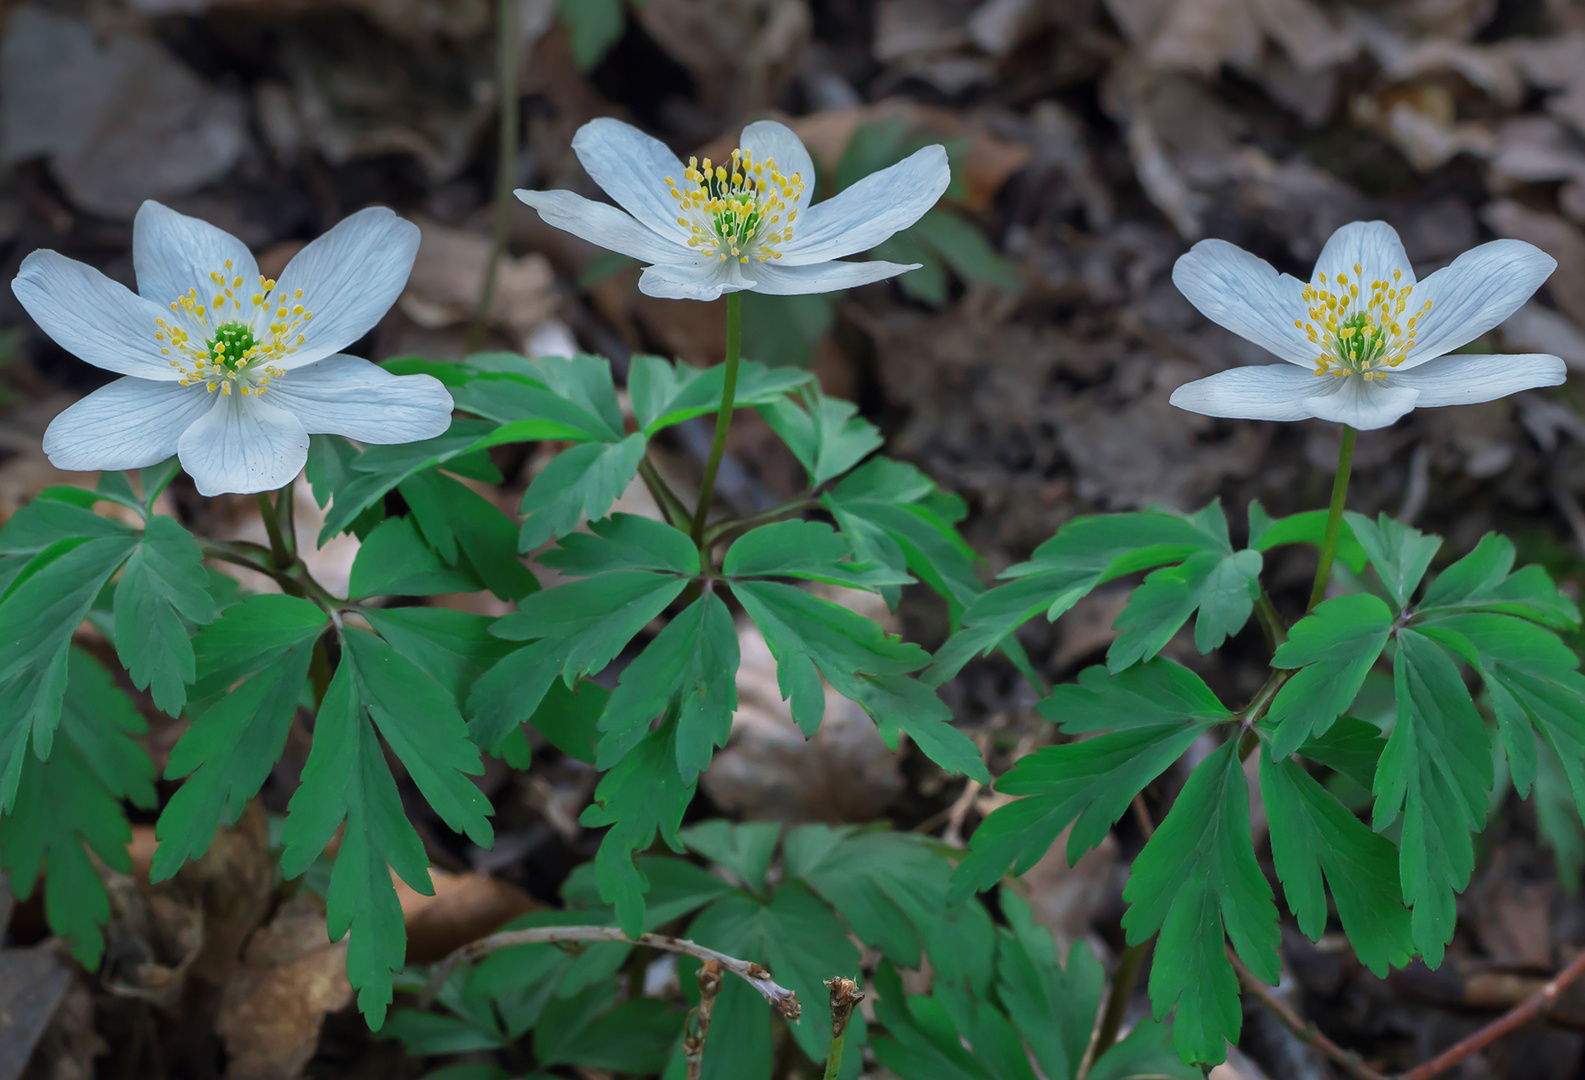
[1401,949,1585,1080]
[823,977,864,1080]
[1229,951,1389,1080]
[684,960,721,1080]
[419,925,801,1019]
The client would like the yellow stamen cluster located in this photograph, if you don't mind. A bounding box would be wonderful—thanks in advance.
[666,146,805,263]
[1295,262,1431,381]
[154,260,311,395]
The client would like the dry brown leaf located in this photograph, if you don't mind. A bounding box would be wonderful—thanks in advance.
[393,868,541,964]
[215,896,353,1080]
[400,218,558,348]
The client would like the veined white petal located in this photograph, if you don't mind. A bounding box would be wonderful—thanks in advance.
[12,250,184,380]
[572,118,691,244]
[739,120,816,221]
[269,207,421,370]
[266,354,455,442]
[514,189,688,264]
[133,200,259,305]
[43,377,213,471]
[1311,221,1413,289]
[1305,373,1419,430]
[1384,352,1565,407]
[777,145,949,266]
[1169,364,1327,421]
[744,258,922,295]
[1172,240,1315,366]
[1398,240,1557,367]
[638,257,750,301]
[177,392,310,496]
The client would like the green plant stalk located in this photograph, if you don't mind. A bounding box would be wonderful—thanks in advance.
[822,1029,848,1080]
[256,488,293,571]
[1307,425,1356,612]
[468,0,520,352]
[690,292,743,550]
[1085,939,1148,1071]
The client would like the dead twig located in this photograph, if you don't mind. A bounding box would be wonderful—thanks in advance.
[822,977,864,1080]
[683,960,722,1080]
[1400,949,1585,1080]
[419,925,801,1021]
[1229,951,1389,1080]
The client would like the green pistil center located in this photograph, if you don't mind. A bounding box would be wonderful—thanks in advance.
[207,321,260,370]
[1333,312,1389,371]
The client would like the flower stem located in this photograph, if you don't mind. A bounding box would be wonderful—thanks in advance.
[468,0,520,353]
[256,487,294,571]
[1307,424,1356,612]
[1086,940,1149,1071]
[690,292,743,551]
[822,977,863,1080]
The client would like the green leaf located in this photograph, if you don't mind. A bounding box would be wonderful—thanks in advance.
[561,854,733,930]
[279,661,427,1028]
[739,293,835,369]
[1374,629,1492,967]
[317,420,501,543]
[953,662,1226,898]
[597,592,738,780]
[1264,593,1394,759]
[1247,500,1367,574]
[687,882,860,1074]
[0,492,131,556]
[731,579,988,781]
[825,457,982,616]
[628,354,813,434]
[1106,548,1261,671]
[349,516,483,599]
[784,824,947,968]
[305,434,359,508]
[0,533,138,808]
[1296,715,1387,791]
[1417,533,1580,629]
[535,985,677,1073]
[400,470,539,600]
[1084,1021,1202,1080]
[113,516,215,716]
[527,679,606,764]
[993,890,1104,1080]
[469,570,688,750]
[1122,739,1280,1065]
[680,820,780,893]
[910,210,1022,292]
[558,0,625,70]
[869,964,991,1080]
[723,519,912,591]
[758,391,883,487]
[519,434,648,550]
[1343,511,1441,609]
[1261,754,1414,977]
[579,716,696,937]
[538,513,699,576]
[0,650,154,966]
[1535,738,1585,894]
[154,596,328,880]
[928,509,1227,684]
[361,607,512,708]
[456,353,626,441]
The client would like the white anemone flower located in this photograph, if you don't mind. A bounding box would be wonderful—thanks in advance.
[13,201,453,496]
[1168,221,1565,430]
[515,117,950,301]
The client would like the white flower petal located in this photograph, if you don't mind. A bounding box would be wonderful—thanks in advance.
[1398,240,1557,367]
[744,258,922,295]
[738,120,816,220]
[12,250,184,380]
[1384,352,1565,407]
[1171,240,1315,366]
[1169,364,1329,421]
[177,392,310,496]
[777,145,949,266]
[266,354,455,442]
[43,377,213,471]
[269,207,420,370]
[572,118,691,243]
[1311,221,1413,289]
[1305,373,1420,430]
[638,258,750,301]
[133,200,259,305]
[514,189,688,264]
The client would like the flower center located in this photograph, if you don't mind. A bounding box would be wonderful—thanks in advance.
[665,147,805,264]
[1296,262,1431,381]
[154,260,313,395]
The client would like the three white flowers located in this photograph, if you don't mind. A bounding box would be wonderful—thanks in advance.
[1170,220,1565,430]
[13,201,453,495]
[515,117,950,301]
